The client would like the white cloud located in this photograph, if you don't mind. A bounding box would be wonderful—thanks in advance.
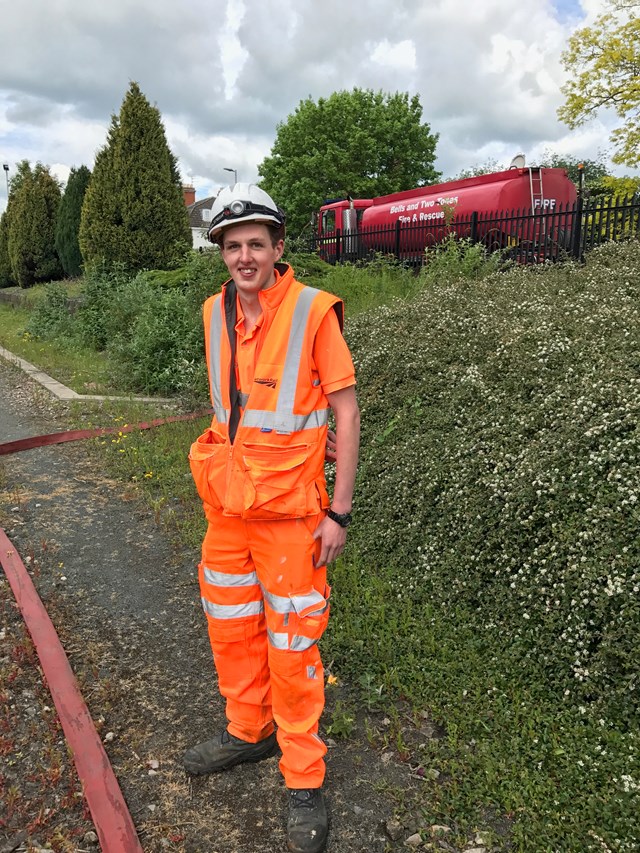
[0,0,635,214]
[371,40,417,71]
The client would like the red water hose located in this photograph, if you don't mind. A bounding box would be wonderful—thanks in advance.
[0,530,144,852]
[0,409,212,456]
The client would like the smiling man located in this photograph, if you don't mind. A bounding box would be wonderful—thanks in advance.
[185,184,360,853]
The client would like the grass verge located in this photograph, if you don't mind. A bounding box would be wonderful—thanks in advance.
[0,303,118,395]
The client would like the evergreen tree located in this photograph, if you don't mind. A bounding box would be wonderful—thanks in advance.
[56,165,91,277]
[8,162,62,288]
[80,82,191,271]
[0,162,31,287]
[0,211,12,287]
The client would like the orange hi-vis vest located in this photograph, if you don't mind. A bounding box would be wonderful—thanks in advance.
[189,264,344,521]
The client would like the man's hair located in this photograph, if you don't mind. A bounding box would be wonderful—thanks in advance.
[216,221,285,249]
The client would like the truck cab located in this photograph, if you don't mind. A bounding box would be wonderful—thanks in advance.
[316,198,372,262]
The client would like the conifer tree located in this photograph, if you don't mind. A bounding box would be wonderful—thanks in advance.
[56,165,91,277]
[0,212,12,287]
[8,162,62,288]
[80,82,191,271]
[0,162,30,287]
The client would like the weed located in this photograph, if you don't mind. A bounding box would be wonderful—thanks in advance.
[326,700,356,739]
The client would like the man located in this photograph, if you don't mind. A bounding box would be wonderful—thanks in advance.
[185,183,360,853]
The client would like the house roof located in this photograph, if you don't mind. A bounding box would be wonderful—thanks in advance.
[187,196,216,229]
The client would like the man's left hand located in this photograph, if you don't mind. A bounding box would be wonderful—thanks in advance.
[313,515,347,567]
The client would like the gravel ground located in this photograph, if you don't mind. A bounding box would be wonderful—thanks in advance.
[0,359,440,853]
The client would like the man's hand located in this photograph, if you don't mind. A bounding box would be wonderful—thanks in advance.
[313,515,347,567]
[324,428,337,463]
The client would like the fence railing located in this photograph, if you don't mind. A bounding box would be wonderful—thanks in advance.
[309,195,640,266]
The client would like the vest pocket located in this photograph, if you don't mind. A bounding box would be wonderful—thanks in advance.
[240,442,310,518]
[189,428,228,511]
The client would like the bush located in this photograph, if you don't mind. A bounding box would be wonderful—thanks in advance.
[107,282,209,396]
[25,284,74,340]
[345,240,640,724]
[74,263,136,350]
[319,254,422,314]
[420,233,505,284]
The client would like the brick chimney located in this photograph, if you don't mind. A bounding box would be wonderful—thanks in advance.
[182,184,196,206]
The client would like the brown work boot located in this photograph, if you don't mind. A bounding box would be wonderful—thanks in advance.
[287,788,328,853]
[182,729,278,775]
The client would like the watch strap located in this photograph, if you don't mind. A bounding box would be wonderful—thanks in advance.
[327,508,352,528]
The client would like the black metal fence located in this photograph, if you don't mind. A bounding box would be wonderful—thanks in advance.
[310,195,640,266]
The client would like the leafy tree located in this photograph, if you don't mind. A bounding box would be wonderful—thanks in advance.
[599,174,640,198]
[7,162,62,288]
[538,150,640,201]
[537,150,610,197]
[558,0,640,166]
[451,158,502,181]
[258,89,440,235]
[80,81,191,271]
[55,165,91,277]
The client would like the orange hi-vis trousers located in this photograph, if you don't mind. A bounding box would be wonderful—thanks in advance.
[198,510,330,789]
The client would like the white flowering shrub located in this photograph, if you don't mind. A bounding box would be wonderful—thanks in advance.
[345,240,640,722]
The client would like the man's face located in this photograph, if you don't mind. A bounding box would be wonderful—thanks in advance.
[220,222,284,297]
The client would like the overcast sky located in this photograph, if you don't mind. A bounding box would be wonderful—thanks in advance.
[0,0,632,213]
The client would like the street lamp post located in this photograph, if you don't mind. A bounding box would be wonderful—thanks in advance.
[223,167,238,185]
[2,164,9,199]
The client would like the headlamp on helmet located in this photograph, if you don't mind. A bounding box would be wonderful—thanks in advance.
[207,183,286,242]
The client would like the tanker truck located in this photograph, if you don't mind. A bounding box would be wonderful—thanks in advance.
[315,163,578,264]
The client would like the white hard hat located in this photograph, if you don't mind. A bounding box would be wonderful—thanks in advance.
[207,183,285,241]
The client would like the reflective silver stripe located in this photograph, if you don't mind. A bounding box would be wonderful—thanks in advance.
[202,598,264,619]
[278,287,318,415]
[262,588,292,614]
[291,634,319,651]
[239,392,249,407]
[243,287,324,436]
[263,587,328,617]
[267,629,318,652]
[290,589,327,617]
[214,405,228,423]
[242,408,329,433]
[204,568,259,588]
[208,295,225,416]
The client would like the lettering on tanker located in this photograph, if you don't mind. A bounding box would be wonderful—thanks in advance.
[389,195,460,223]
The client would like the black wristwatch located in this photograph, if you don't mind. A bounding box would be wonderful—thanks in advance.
[327,508,352,528]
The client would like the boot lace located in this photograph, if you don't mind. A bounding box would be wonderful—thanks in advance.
[290,789,319,809]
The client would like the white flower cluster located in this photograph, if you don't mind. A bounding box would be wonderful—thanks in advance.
[346,240,640,719]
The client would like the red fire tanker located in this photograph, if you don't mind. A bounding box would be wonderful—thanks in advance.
[316,165,578,262]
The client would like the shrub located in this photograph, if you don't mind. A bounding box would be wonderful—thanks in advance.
[25,284,74,339]
[420,233,505,284]
[345,239,640,725]
[319,254,421,314]
[74,263,136,350]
